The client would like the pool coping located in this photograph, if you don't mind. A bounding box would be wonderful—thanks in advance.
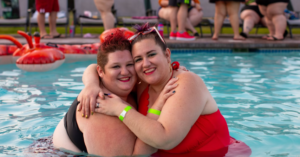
[1,36,300,49]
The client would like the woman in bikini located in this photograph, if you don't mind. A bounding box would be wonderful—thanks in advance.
[52,30,176,156]
[78,23,251,156]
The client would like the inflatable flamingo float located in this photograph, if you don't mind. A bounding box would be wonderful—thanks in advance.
[0,31,65,72]
[0,27,135,71]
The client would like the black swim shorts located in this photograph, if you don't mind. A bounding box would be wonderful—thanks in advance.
[241,5,264,18]
[210,0,245,3]
[256,0,289,6]
[169,0,191,6]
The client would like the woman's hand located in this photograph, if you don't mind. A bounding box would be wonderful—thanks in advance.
[160,0,169,7]
[151,77,178,111]
[179,65,189,71]
[95,94,128,117]
[77,84,105,118]
[195,3,202,11]
[191,0,195,6]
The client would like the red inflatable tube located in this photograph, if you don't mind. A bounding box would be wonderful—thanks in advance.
[58,45,86,54]
[34,36,40,45]
[17,31,33,49]
[0,35,23,48]
[16,48,65,64]
[100,27,134,43]
[0,45,7,56]
[7,45,18,55]
[81,44,98,54]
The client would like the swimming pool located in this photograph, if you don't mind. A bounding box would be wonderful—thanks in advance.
[0,51,300,156]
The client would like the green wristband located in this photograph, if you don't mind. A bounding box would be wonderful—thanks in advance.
[148,108,161,116]
[119,106,132,121]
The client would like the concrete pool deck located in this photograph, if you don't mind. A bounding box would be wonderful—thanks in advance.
[1,35,300,49]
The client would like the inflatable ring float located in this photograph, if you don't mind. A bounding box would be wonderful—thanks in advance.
[100,27,134,43]
[0,31,65,72]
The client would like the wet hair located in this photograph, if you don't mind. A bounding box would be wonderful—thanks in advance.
[97,30,131,72]
[131,23,167,53]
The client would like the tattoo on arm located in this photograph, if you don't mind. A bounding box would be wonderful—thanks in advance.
[246,26,251,31]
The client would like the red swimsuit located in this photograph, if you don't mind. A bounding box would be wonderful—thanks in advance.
[138,86,230,154]
[138,61,251,156]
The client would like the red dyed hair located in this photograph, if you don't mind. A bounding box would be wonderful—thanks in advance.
[97,30,131,72]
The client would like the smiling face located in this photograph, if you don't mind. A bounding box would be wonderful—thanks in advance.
[132,38,171,85]
[97,50,137,96]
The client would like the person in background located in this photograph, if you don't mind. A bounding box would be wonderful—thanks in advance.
[255,0,289,40]
[167,0,196,41]
[240,0,266,38]
[158,0,203,38]
[36,0,62,38]
[209,0,245,40]
[94,0,115,30]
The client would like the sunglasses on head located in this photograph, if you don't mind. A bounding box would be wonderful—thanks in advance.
[128,26,165,44]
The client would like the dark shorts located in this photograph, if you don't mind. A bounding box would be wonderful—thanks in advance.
[256,0,289,6]
[36,0,59,13]
[169,0,191,6]
[209,0,245,3]
[158,6,195,18]
[241,5,264,18]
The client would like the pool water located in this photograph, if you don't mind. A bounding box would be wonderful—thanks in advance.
[0,51,300,156]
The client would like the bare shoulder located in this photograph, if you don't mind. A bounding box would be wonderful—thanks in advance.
[157,71,209,146]
[176,71,206,89]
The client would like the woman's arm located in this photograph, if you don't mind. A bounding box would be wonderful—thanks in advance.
[132,79,178,155]
[77,64,103,118]
[193,0,202,11]
[126,72,208,149]
[95,72,208,149]
[160,0,169,7]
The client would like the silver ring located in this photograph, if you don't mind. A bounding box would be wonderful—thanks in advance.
[96,103,100,108]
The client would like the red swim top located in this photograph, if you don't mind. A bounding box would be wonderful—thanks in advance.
[138,86,231,153]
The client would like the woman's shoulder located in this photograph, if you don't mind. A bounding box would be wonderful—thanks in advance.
[176,70,203,82]
[175,70,207,91]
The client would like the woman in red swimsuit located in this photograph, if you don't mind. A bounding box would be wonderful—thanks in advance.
[79,23,251,156]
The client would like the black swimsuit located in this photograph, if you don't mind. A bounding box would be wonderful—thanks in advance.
[241,5,264,18]
[256,0,289,6]
[64,98,87,152]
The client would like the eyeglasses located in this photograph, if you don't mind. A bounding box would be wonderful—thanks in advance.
[128,26,165,44]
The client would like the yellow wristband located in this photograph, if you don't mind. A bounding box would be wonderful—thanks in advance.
[119,106,132,121]
[148,108,161,115]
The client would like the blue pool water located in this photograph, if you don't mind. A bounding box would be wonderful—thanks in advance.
[0,51,300,156]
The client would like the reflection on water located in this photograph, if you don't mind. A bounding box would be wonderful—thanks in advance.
[0,52,300,156]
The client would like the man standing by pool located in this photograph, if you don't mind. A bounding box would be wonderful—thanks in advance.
[36,0,62,39]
